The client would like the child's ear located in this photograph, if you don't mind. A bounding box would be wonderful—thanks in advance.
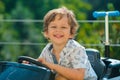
[69,33,74,38]
[43,32,48,38]
[43,31,50,40]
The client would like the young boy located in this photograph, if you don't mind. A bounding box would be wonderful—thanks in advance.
[38,7,97,80]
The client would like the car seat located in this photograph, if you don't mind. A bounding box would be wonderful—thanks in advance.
[86,48,106,80]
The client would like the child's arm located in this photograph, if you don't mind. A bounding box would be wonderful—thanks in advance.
[37,58,85,80]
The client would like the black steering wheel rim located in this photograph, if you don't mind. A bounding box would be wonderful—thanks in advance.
[18,56,49,69]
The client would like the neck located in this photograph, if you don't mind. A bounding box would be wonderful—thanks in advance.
[52,43,66,54]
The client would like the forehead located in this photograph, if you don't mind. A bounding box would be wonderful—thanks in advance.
[55,14,68,21]
[49,14,69,25]
[50,14,72,29]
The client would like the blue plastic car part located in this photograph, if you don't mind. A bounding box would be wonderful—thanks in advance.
[0,61,54,80]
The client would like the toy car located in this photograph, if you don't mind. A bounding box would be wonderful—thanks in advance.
[0,56,55,80]
[0,49,120,80]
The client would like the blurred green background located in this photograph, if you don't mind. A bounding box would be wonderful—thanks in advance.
[0,0,120,61]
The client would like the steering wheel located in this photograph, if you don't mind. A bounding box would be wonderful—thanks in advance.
[18,56,50,69]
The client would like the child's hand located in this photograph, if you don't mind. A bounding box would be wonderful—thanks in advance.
[37,58,46,65]
[22,60,29,64]
[37,58,55,70]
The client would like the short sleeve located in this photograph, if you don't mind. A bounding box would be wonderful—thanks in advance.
[38,43,54,63]
[71,47,88,69]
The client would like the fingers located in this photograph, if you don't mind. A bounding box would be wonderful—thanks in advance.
[22,60,29,64]
[37,58,47,65]
[37,58,44,63]
[37,58,54,70]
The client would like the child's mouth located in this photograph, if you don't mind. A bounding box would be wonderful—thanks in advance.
[53,34,64,39]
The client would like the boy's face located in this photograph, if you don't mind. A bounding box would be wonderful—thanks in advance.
[44,15,73,45]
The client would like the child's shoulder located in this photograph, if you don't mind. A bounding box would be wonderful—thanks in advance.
[67,39,85,50]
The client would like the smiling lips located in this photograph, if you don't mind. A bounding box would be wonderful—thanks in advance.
[53,34,64,39]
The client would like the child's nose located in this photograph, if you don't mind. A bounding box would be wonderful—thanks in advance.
[55,27,62,32]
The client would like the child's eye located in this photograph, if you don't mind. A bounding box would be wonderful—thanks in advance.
[50,26,56,28]
[61,26,67,29]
